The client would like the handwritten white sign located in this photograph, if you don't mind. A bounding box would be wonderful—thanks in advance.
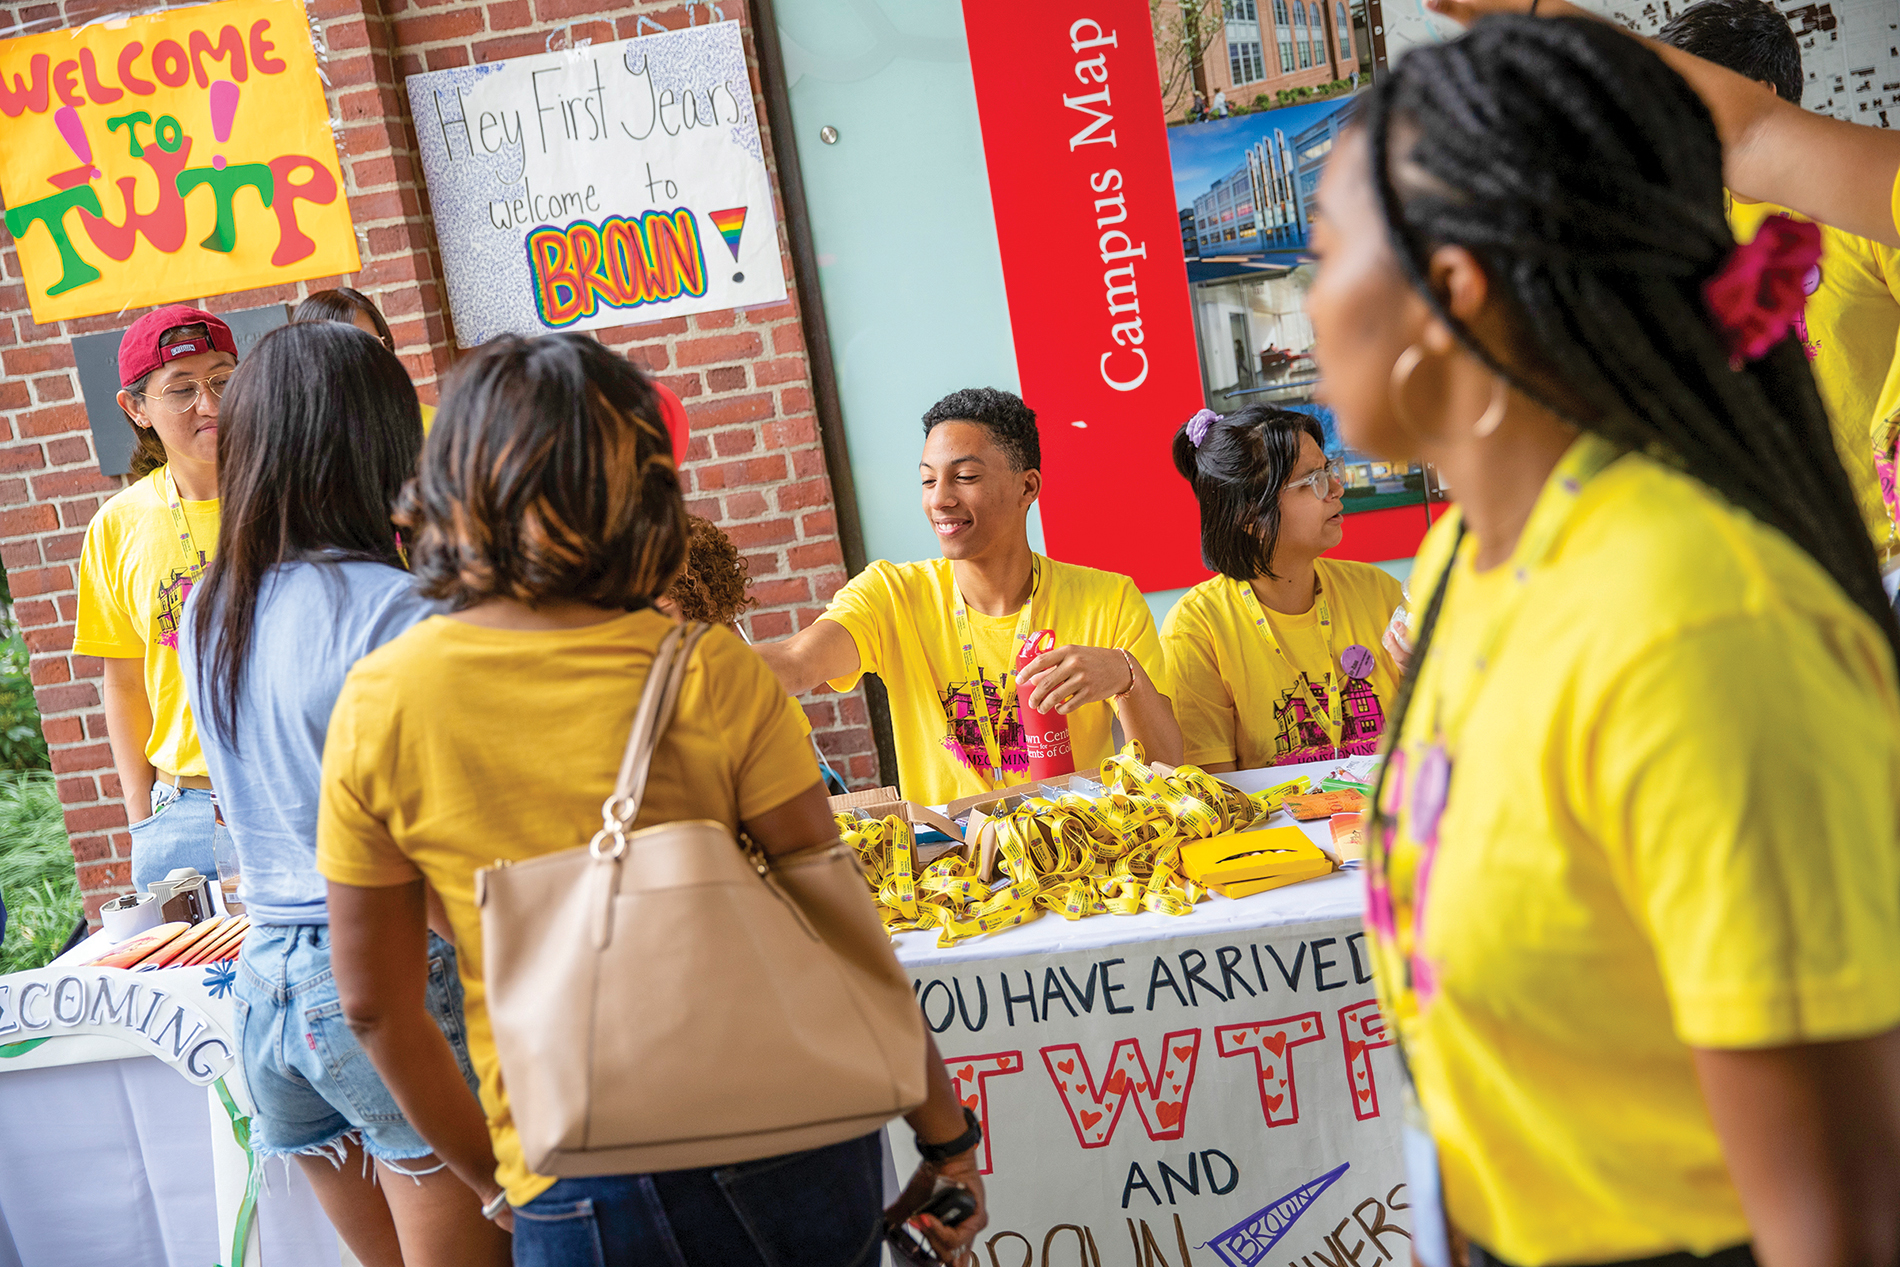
[888,916,1409,1264]
[407,20,787,345]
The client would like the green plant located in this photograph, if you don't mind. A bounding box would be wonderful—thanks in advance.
[0,770,80,974]
[0,631,48,773]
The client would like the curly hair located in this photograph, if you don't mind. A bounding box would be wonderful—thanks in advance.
[1657,0,1803,106]
[664,515,756,625]
[921,387,1041,471]
[396,333,686,610]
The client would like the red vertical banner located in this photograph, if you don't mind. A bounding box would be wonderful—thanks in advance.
[962,1,1208,592]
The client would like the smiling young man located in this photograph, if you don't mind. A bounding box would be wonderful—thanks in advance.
[756,387,1182,805]
[75,305,238,892]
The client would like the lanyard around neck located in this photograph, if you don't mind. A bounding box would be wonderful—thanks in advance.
[948,556,1041,790]
[153,468,207,577]
[1237,574,1343,754]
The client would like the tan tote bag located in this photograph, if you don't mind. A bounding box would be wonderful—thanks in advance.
[475,622,928,1176]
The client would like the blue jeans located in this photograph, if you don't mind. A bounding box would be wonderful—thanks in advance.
[129,785,229,893]
[232,923,479,1163]
[511,1132,885,1267]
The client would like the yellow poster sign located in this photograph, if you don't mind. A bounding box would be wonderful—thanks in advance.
[0,0,359,324]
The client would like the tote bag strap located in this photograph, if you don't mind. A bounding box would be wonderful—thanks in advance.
[591,621,714,856]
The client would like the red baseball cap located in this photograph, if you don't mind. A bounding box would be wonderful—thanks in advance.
[118,305,238,386]
[652,379,690,467]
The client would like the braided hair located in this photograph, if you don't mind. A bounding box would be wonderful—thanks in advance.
[1364,16,1900,770]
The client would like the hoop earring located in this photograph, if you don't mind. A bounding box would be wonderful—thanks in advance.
[1388,343,1511,438]
[1471,373,1509,439]
[1387,343,1428,434]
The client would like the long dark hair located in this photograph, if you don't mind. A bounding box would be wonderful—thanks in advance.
[396,333,686,611]
[1363,16,1900,787]
[292,287,394,348]
[1173,404,1327,581]
[189,322,423,745]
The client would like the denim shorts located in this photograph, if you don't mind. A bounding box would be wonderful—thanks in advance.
[129,785,230,893]
[232,923,479,1163]
[511,1131,884,1267]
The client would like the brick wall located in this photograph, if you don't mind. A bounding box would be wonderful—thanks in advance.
[0,0,877,923]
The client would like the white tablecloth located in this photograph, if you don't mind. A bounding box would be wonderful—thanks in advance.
[891,756,1374,969]
[0,1051,344,1267]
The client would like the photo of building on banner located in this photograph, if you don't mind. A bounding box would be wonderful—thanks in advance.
[0,0,359,325]
[1166,92,1438,564]
[406,20,788,345]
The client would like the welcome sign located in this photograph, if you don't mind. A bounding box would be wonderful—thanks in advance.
[888,916,1408,1263]
[407,20,788,345]
[0,0,359,324]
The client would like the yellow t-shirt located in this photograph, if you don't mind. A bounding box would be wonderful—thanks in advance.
[315,611,820,1207]
[73,468,220,778]
[419,401,435,435]
[1161,561,1402,770]
[820,556,1169,806]
[1729,199,1900,553]
[1366,437,1900,1264]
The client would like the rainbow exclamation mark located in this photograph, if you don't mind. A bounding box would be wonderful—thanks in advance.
[53,106,101,181]
[708,206,748,283]
[209,80,240,170]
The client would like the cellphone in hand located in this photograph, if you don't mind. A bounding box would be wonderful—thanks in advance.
[885,1180,977,1266]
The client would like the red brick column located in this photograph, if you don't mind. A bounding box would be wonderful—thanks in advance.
[0,0,875,923]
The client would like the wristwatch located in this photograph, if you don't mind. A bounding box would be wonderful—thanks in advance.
[915,1106,983,1164]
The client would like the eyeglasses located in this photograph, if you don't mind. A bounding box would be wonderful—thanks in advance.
[141,372,233,414]
[1283,459,1344,502]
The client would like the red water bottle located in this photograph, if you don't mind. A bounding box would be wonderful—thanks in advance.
[1014,628,1076,781]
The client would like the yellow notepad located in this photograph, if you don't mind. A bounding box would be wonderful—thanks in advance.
[1179,826,1335,897]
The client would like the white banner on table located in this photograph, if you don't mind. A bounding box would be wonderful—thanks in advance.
[891,915,1408,1266]
[0,964,235,1084]
[407,20,787,346]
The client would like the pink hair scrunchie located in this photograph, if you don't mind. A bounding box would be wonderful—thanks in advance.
[1703,214,1823,369]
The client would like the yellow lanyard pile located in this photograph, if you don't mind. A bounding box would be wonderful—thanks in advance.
[835,743,1302,948]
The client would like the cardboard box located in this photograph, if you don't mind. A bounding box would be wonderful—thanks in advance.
[826,786,901,813]
[827,790,966,866]
[946,774,1107,881]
